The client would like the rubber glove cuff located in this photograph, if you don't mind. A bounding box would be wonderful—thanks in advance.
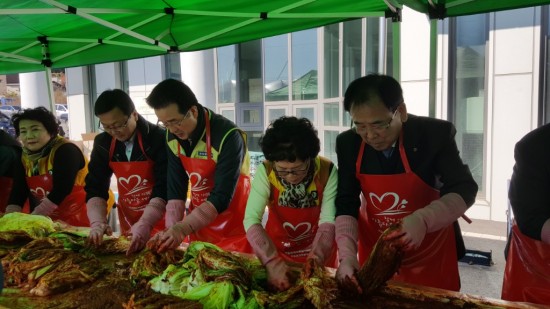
[31,198,58,216]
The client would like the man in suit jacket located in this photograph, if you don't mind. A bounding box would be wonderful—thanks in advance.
[334,74,478,293]
[502,123,550,304]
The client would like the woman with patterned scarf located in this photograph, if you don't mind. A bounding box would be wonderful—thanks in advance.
[7,107,101,227]
[244,116,338,291]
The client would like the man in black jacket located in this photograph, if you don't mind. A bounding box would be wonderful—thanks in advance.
[0,129,26,212]
[335,74,478,293]
[144,79,252,254]
[85,89,167,255]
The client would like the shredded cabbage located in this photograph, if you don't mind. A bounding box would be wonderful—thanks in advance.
[0,213,56,238]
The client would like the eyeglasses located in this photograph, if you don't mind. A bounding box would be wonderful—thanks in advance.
[157,110,192,129]
[353,109,398,134]
[274,160,310,177]
[99,117,130,132]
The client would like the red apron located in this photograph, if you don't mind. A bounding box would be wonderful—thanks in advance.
[26,174,89,227]
[0,176,13,212]
[178,109,252,253]
[265,164,337,267]
[109,131,164,236]
[356,132,459,291]
[501,223,550,304]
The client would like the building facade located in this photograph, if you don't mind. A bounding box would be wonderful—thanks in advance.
[27,6,545,223]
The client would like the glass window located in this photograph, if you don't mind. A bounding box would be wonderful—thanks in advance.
[238,40,263,103]
[324,24,339,98]
[296,107,315,123]
[451,14,488,191]
[264,35,289,102]
[324,103,339,126]
[268,108,286,123]
[163,53,181,80]
[366,18,380,74]
[221,109,234,122]
[246,131,263,152]
[324,130,339,163]
[386,18,394,76]
[342,109,352,128]
[292,29,318,100]
[343,19,362,91]
[545,8,550,124]
[243,108,261,125]
[217,46,236,103]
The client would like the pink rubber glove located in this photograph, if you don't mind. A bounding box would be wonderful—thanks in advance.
[385,193,468,251]
[5,204,22,213]
[541,219,550,244]
[304,223,335,276]
[148,201,217,253]
[127,197,166,255]
[165,199,185,228]
[247,223,290,291]
[86,197,112,246]
[31,198,58,216]
[335,215,362,294]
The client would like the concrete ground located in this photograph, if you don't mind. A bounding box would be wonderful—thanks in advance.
[458,219,508,300]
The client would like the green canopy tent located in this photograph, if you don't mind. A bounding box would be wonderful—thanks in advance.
[2,0,550,112]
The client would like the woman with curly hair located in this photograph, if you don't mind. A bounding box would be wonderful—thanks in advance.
[244,116,338,291]
[8,107,99,226]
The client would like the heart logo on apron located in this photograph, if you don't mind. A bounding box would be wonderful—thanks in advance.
[283,222,312,241]
[118,175,149,195]
[369,192,410,216]
[30,187,49,199]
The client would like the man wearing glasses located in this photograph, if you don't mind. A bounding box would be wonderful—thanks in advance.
[145,79,252,254]
[334,74,478,293]
[85,89,168,255]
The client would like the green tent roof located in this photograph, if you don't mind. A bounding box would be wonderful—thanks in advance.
[1,1,550,75]
[0,0,392,74]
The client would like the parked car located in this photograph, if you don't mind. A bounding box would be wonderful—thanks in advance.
[0,105,21,117]
[0,112,16,137]
[55,104,69,122]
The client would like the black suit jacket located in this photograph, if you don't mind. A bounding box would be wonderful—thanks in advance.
[508,123,550,241]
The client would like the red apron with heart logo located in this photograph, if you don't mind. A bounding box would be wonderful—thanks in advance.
[355,131,459,291]
[26,174,89,227]
[109,131,164,236]
[263,159,337,266]
[501,223,550,304]
[0,176,13,212]
[178,109,252,253]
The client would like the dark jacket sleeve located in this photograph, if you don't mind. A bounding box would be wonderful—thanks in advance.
[145,124,168,201]
[166,142,189,200]
[406,117,478,206]
[508,126,550,240]
[84,133,114,202]
[49,143,85,205]
[335,130,363,218]
[207,129,245,213]
[1,144,29,206]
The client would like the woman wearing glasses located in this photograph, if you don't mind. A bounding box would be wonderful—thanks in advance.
[84,89,167,255]
[7,107,91,226]
[335,74,478,293]
[244,116,337,291]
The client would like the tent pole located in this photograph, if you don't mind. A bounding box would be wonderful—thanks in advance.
[45,67,55,113]
[429,18,437,118]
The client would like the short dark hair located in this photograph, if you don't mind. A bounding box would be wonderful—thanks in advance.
[12,106,59,137]
[145,79,198,114]
[94,89,135,116]
[260,116,320,162]
[343,74,404,112]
